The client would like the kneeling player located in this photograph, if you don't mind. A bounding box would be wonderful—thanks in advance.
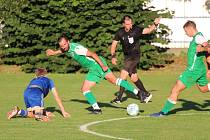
[7,68,70,121]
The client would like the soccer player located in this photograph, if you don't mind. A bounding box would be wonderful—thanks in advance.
[46,33,144,114]
[110,15,160,104]
[150,20,210,117]
[7,68,70,121]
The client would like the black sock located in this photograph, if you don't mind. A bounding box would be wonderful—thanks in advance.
[134,79,147,92]
[117,87,125,100]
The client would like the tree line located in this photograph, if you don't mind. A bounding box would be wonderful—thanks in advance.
[0,0,173,73]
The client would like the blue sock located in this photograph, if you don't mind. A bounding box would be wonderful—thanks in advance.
[19,109,28,117]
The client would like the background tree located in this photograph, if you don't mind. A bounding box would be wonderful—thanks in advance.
[205,0,210,13]
[0,0,173,73]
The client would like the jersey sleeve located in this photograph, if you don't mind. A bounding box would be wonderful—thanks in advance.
[195,35,207,45]
[113,30,121,41]
[49,79,55,91]
[74,44,88,56]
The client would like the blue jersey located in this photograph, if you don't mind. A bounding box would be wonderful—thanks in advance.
[26,76,55,97]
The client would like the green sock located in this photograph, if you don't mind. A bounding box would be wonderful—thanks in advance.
[161,99,176,114]
[83,91,97,105]
[116,78,138,95]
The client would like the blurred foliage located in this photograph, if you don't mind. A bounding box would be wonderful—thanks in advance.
[0,0,174,73]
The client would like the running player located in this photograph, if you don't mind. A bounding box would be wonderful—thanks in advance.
[46,33,145,114]
[110,15,160,104]
[150,20,210,117]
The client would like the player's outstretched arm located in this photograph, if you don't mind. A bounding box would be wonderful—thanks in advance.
[142,17,161,34]
[46,49,63,56]
[52,87,70,118]
[110,40,118,65]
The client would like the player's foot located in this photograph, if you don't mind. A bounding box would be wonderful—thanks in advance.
[137,91,144,103]
[110,97,122,104]
[143,91,152,103]
[150,111,165,117]
[91,109,102,114]
[7,106,19,120]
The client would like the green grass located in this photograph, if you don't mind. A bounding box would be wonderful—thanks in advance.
[1,70,210,140]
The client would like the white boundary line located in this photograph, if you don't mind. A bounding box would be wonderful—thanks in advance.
[79,112,210,140]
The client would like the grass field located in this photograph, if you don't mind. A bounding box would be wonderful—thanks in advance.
[1,69,210,140]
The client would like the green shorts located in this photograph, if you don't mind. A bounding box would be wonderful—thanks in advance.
[178,69,208,88]
[85,56,111,83]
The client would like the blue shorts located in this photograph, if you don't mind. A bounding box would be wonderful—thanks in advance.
[24,88,44,109]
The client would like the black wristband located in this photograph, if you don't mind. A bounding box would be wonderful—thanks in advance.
[111,53,116,58]
[207,62,210,70]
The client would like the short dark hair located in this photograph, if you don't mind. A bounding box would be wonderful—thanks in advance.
[183,20,196,29]
[121,15,133,23]
[35,68,47,77]
[58,33,70,43]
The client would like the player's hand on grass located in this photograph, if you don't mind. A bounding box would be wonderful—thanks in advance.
[111,58,117,65]
[62,111,70,118]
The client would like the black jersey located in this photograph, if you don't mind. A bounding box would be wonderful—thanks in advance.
[113,25,143,58]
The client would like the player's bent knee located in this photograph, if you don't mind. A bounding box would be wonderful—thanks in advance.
[81,86,89,92]
[198,86,208,93]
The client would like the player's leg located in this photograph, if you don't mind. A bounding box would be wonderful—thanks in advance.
[7,90,30,120]
[150,69,195,117]
[105,72,145,102]
[205,53,210,78]
[130,73,152,103]
[25,88,50,121]
[162,80,186,113]
[111,69,129,104]
[7,106,20,120]
[128,57,148,93]
[150,80,186,117]
[196,71,210,93]
[81,80,102,114]
[197,85,209,93]
[30,107,49,121]
[111,57,137,103]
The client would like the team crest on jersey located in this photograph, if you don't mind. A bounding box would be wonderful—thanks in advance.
[128,37,134,44]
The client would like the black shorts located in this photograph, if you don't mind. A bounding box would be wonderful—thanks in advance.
[206,52,210,58]
[123,56,140,75]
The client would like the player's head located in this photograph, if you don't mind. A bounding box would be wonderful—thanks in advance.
[35,68,47,77]
[122,15,133,31]
[58,33,70,52]
[183,20,197,37]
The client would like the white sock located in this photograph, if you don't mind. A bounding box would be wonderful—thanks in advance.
[133,89,138,95]
[92,103,100,110]
[168,98,177,104]
[18,110,21,115]
[208,83,210,91]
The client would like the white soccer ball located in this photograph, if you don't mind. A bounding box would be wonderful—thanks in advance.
[127,103,139,116]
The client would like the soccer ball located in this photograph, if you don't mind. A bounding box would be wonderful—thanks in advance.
[127,103,139,116]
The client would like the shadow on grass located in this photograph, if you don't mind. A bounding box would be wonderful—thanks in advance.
[45,107,63,116]
[70,99,127,110]
[169,99,210,115]
[114,89,157,103]
[70,99,145,113]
